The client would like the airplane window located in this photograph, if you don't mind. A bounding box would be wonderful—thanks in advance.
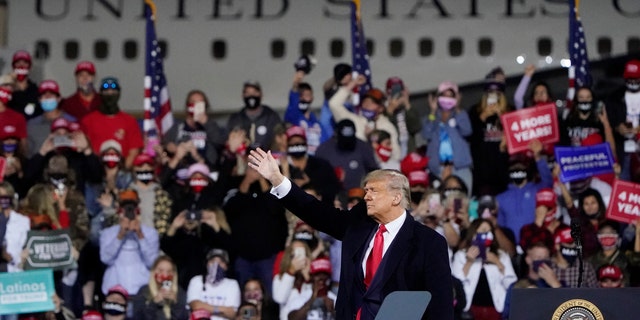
[449,38,463,57]
[629,37,640,53]
[271,39,286,59]
[94,40,109,60]
[35,40,50,60]
[389,38,403,58]
[478,38,493,57]
[158,40,168,59]
[123,40,137,60]
[597,37,611,57]
[366,39,375,57]
[64,40,79,60]
[301,39,315,56]
[537,37,552,56]
[419,38,433,57]
[330,39,344,58]
[212,40,226,60]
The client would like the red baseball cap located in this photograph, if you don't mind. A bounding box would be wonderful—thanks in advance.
[12,50,32,66]
[107,285,129,300]
[385,77,404,91]
[0,124,19,140]
[624,60,640,79]
[598,264,622,281]
[81,310,104,320]
[400,152,428,176]
[535,188,557,209]
[132,153,155,167]
[310,257,332,275]
[39,80,60,96]
[190,309,212,320]
[50,118,72,132]
[407,170,429,188]
[75,61,96,75]
[286,125,306,140]
[555,228,574,245]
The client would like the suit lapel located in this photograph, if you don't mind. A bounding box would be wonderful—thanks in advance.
[364,213,415,294]
[349,219,377,287]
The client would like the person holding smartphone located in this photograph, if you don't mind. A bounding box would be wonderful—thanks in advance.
[133,255,188,320]
[283,257,336,320]
[272,239,311,317]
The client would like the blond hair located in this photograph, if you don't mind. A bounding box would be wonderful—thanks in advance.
[148,256,179,319]
[362,169,411,210]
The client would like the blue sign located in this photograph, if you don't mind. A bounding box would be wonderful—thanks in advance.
[0,269,55,315]
[555,143,614,182]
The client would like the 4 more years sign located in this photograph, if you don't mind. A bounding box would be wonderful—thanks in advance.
[607,180,640,224]
[500,103,559,154]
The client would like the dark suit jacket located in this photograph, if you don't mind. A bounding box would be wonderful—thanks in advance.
[280,183,453,320]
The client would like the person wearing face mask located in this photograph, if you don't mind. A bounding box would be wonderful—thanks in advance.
[422,81,473,193]
[284,68,327,155]
[399,151,430,210]
[605,59,640,180]
[283,126,339,205]
[564,188,608,258]
[60,61,102,120]
[328,77,402,164]
[242,278,279,320]
[560,87,616,155]
[127,153,173,236]
[227,82,282,148]
[164,90,225,169]
[7,50,42,120]
[496,140,553,245]
[284,257,337,320]
[476,195,516,258]
[315,119,379,190]
[100,189,160,297]
[187,249,241,320]
[452,219,516,320]
[132,255,188,320]
[551,227,598,288]
[0,128,28,198]
[0,84,28,161]
[596,264,625,288]
[81,77,144,169]
[586,220,631,287]
[384,77,422,158]
[102,285,130,320]
[171,163,222,214]
[85,140,133,244]
[26,80,78,157]
[0,182,30,273]
[519,188,568,260]
[368,129,399,170]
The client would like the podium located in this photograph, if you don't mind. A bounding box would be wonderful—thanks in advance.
[375,291,431,320]
[509,288,640,319]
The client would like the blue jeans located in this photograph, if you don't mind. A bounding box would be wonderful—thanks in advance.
[234,254,277,294]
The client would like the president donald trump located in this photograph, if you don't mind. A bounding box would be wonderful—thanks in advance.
[249,148,453,319]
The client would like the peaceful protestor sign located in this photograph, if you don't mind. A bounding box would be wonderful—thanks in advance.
[500,103,559,154]
[25,229,74,271]
[607,180,640,224]
[554,143,615,182]
[0,269,55,315]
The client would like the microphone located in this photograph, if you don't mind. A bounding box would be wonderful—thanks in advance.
[570,218,582,247]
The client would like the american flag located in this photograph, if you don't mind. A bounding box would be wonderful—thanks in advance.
[567,0,592,101]
[350,0,372,106]
[144,0,173,147]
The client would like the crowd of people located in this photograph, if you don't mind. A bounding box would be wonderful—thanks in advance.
[1,48,640,320]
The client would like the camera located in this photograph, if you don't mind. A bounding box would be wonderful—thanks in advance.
[242,307,256,319]
[52,135,74,149]
[187,210,202,221]
[122,203,137,220]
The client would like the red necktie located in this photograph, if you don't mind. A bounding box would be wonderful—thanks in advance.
[364,224,387,288]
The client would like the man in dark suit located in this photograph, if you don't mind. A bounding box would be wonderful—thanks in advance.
[249,148,453,319]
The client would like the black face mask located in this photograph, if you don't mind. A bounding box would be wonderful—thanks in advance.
[287,144,308,159]
[244,95,261,109]
[509,170,527,185]
[576,101,592,114]
[560,246,579,265]
[135,170,154,184]
[298,100,311,112]
[100,93,120,115]
[103,302,126,315]
[0,196,12,209]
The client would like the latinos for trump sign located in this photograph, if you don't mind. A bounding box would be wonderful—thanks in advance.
[500,103,559,154]
[607,180,640,224]
[554,143,614,183]
[0,269,55,315]
[25,229,74,271]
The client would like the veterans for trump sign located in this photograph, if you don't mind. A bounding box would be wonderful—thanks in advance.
[500,103,559,154]
[607,180,640,224]
[25,229,74,271]
[554,143,614,182]
[0,269,55,315]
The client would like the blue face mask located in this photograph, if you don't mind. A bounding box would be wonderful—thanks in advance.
[2,143,17,154]
[40,98,58,112]
[361,109,377,121]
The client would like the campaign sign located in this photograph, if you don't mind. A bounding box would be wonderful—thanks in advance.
[24,229,74,271]
[554,143,615,183]
[0,269,55,315]
[607,180,640,224]
[500,103,559,154]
